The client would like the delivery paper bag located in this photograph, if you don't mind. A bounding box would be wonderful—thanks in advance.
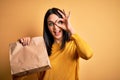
[9,37,51,77]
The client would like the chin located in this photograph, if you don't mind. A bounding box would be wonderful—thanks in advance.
[54,35,62,40]
[55,36,62,40]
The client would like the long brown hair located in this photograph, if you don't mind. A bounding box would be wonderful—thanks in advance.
[43,7,70,56]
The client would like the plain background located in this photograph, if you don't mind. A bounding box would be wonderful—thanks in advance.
[0,0,120,80]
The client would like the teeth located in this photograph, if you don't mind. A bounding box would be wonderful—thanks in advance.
[54,30,61,35]
[54,30,60,33]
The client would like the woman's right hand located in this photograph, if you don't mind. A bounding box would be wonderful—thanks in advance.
[19,37,31,46]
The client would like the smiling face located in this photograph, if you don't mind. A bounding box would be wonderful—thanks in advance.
[47,14,63,42]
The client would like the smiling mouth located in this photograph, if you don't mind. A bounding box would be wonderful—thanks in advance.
[53,30,61,36]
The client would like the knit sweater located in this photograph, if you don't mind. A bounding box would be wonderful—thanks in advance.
[42,33,93,80]
[14,34,93,80]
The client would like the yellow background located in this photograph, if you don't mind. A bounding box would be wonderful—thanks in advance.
[0,0,120,80]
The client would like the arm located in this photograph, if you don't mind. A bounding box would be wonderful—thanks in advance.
[57,10,93,59]
[71,34,93,60]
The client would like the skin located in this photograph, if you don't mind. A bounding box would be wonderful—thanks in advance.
[47,14,63,43]
[20,10,75,45]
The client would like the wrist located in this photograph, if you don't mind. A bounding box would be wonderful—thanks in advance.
[68,26,75,35]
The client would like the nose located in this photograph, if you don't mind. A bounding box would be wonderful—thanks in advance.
[53,24,59,30]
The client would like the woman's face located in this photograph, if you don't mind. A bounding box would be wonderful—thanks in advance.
[47,14,63,41]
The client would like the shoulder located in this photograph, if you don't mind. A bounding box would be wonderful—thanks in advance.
[65,39,76,48]
[65,33,81,48]
[70,33,80,40]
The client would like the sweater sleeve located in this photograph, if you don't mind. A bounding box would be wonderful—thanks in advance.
[70,34,93,60]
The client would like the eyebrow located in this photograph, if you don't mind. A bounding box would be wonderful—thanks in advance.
[47,21,54,23]
[47,19,58,23]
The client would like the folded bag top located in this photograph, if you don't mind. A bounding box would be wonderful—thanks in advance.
[9,37,51,77]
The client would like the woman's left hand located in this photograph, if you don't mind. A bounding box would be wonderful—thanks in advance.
[56,10,75,35]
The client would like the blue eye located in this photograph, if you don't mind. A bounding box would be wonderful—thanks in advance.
[58,20,63,24]
[48,23,54,26]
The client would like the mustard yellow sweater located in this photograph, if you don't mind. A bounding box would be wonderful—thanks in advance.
[14,34,93,80]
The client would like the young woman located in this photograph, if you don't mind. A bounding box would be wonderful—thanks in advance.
[19,7,93,80]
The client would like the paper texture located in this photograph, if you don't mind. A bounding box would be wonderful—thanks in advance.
[9,37,51,77]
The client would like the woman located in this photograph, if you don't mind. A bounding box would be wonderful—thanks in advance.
[19,7,93,80]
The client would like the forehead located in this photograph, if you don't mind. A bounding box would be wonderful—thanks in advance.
[47,14,59,22]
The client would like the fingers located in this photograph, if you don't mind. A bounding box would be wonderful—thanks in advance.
[56,9,72,32]
[58,9,70,19]
[55,18,66,30]
[19,37,31,46]
[67,11,71,19]
[57,10,66,18]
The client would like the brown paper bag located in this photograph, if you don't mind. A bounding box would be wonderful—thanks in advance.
[9,37,51,78]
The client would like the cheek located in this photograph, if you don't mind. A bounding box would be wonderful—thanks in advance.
[48,27,53,33]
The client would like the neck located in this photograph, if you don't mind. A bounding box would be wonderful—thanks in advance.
[54,38,62,44]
